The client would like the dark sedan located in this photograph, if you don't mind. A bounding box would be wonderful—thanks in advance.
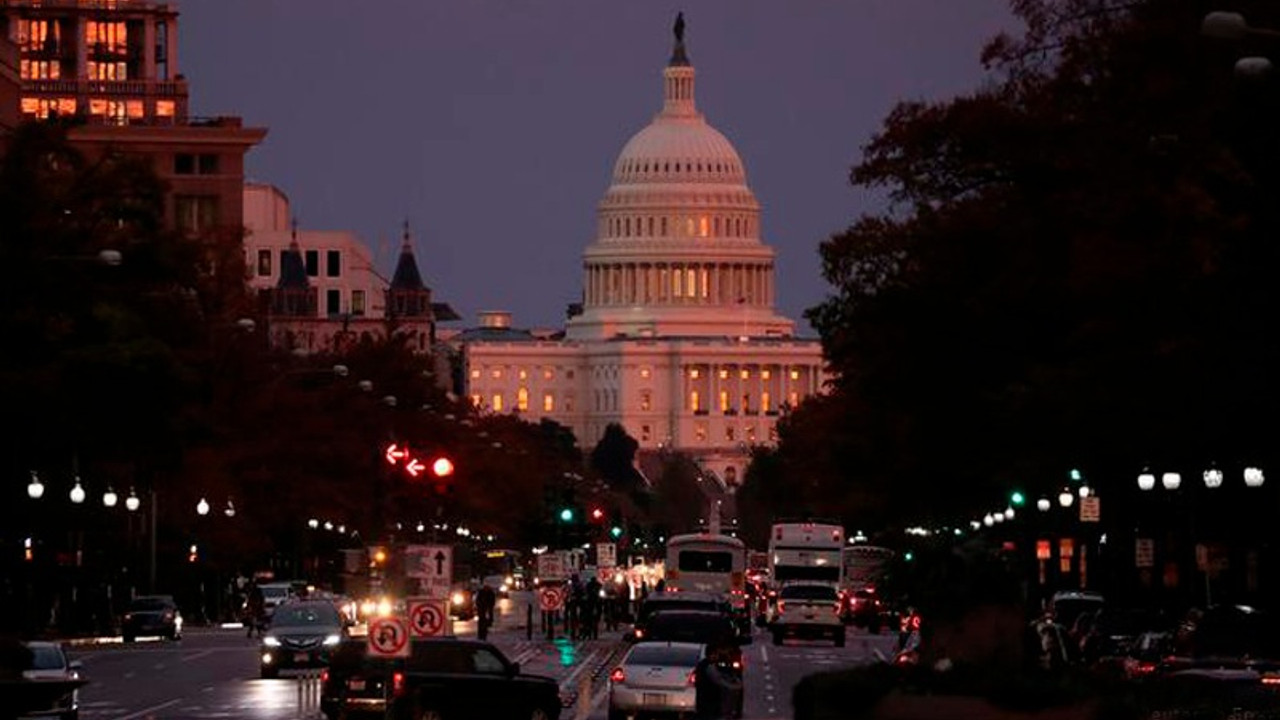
[121,595,182,642]
[260,600,346,678]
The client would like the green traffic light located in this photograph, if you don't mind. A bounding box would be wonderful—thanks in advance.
[1069,469,1083,482]
[559,508,574,522]
[610,526,623,539]
[1010,491,1026,506]
[904,551,914,561]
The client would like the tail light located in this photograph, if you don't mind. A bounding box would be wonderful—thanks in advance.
[731,659,743,671]
[776,601,785,613]
[634,628,644,639]
[686,670,698,686]
[1133,661,1156,676]
[1261,675,1280,686]
[392,671,406,698]
[610,667,626,683]
[320,669,329,685]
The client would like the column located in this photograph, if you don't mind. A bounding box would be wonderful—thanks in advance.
[76,17,88,81]
[143,17,157,82]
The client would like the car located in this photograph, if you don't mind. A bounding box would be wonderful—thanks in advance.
[20,641,83,720]
[770,583,844,646]
[450,585,476,621]
[258,581,299,617]
[482,574,513,598]
[121,595,182,642]
[260,599,346,679]
[839,588,887,631]
[608,642,705,720]
[320,637,561,720]
[1048,590,1105,632]
[630,591,729,642]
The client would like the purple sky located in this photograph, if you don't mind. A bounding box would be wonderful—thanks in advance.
[180,1,1017,332]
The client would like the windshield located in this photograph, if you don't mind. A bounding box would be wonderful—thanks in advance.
[678,550,733,573]
[261,586,291,599]
[626,644,702,666]
[640,598,719,622]
[775,566,840,584]
[272,604,340,626]
[130,598,172,611]
[780,585,838,601]
[647,614,735,643]
[26,645,65,670]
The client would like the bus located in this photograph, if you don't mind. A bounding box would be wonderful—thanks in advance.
[664,533,747,595]
[841,544,895,593]
[768,522,844,587]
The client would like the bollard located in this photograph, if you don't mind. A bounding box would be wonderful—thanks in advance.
[575,672,592,720]
[527,603,534,641]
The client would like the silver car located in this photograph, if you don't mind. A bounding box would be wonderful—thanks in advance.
[608,641,704,720]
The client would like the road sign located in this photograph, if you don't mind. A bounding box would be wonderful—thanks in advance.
[407,597,449,638]
[596,542,616,568]
[1079,496,1101,523]
[1059,538,1074,558]
[597,567,617,585]
[538,586,565,612]
[1135,538,1154,568]
[405,544,453,599]
[537,552,566,582]
[368,616,410,658]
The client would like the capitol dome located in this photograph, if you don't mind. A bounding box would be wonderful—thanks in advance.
[565,18,795,342]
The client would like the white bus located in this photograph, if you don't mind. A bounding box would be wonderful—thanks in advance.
[768,522,844,586]
[663,533,747,596]
[842,544,895,592]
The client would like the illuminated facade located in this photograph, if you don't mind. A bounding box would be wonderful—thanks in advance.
[244,183,459,357]
[460,24,826,488]
[1,0,265,235]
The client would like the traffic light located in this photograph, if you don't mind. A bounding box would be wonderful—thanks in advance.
[1069,468,1083,482]
[590,507,605,522]
[610,525,623,539]
[558,508,575,523]
[1010,491,1026,507]
[369,546,389,567]
[188,544,199,563]
[431,456,455,478]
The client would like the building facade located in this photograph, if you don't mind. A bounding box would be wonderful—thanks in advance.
[243,183,459,356]
[0,33,18,134]
[460,24,826,488]
[1,0,265,235]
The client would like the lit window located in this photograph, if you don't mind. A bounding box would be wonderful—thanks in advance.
[543,368,554,380]
[256,249,272,277]
[470,394,482,407]
[788,391,799,407]
[673,269,683,297]
[470,369,481,379]
[790,369,800,380]
[719,391,730,412]
[519,369,528,380]
[491,369,502,379]
[640,391,652,412]
[699,216,709,237]
[127,100,144,119]
[700,269,709,298]
[352,290,365,316]
[762,391,772,412]
[640,367,651,379]
[492,394,504,412]
[517,388,529,412]
[740,369,750,380]
[762,370,771,380]
[719,369,729,380]
[543,393,555,412]
[689,391,700,412]
[156,100,176,117]
[695,423,707,442]
[641,425,651,442]
[689,368,699,379]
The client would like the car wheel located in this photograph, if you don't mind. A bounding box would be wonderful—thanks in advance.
[260,666,278,679]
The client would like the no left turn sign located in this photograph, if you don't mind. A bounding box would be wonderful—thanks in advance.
[538,586,565,612]
[408,597,449,638]
[368,616,410,658]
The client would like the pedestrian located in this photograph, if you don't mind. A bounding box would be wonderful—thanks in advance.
[476,582,497,641]
[584,576,601,640]
[245,581,265,638]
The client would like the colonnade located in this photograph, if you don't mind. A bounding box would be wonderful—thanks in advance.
[584,261,774,307]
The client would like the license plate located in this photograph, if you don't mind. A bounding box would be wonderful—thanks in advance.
[294,653,310,663]
[348,679,366,691]
[642,693,668,706]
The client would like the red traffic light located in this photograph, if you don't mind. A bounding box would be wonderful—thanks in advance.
[432,457,455,478]
[590,507,605,522]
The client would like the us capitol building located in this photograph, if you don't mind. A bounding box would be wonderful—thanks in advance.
[459,18,826,489]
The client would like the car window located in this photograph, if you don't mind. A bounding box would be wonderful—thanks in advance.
[627,645,703,666]
[273,604,340,626]
[262,586,291,599]
[640,599,719,621]
[780,585,837,601]
[130,597,172,611]
[411,645,473,673]
[647,614,735,644]
[678,550,734,573]
[471,648,507,674]
[26,645,65,670]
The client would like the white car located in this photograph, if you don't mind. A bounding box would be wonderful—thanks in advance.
[608,641,704,720]
[770,583,844,646]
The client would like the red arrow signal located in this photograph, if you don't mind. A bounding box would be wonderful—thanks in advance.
[405,458,425,477]
[385,443,409,465]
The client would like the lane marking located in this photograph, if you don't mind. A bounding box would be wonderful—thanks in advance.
[759,644,769,664]
[111,698,181,720]
[181,649,216,662]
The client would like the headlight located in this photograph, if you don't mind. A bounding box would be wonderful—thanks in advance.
[263,636,281,647]
[451,592,465,606]
[262,652,274,664]
[323,634,340,646]
[500,584,509,593]
[360,600,376,616]
[376,598,393,617]
[504,575,514,585]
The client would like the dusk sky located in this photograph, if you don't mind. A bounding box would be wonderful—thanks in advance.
[180,1,1017,331]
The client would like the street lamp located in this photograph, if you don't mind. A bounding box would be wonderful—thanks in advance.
[196,497,210,516]
[69,478,85,505]
[1162,472,1182,491]
[1138,469,1156,491]
[1058,489,1074,508]
[1203,466,1224,489]
[1037,497,1051,512]
[1244,466,1266,488]
[27,471,44,500]
[102,487,118,508]
[308,518,319,529]
[1004,507,1015,521]
[125,488,140,512]
[224,499,236,518]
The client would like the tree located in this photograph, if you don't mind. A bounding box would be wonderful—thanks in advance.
[799,0,1280,526]
[590,422,647,494]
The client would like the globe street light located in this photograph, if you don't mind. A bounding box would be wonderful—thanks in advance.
[1138,470,1156,491]
[125,488,140,512]
[1058,489,1074,508]
[1162,472,1182,491]
[1004,507,1015,521]
[27,471,44,500]
[1244,467,1266,488]
[103,487,118,508]
[308,518,319,529]
[224,499,236,518]
[1037,497,1051,512]
[1203,467,1224,489]
[69,478,85,505]
[1079,485,1091,498]
[983,513,995,527]
[196,497,210,516]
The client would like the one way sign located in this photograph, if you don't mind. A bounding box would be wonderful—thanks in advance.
[405,544,453,599]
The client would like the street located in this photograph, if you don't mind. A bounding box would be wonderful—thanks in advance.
[63,594,897,720]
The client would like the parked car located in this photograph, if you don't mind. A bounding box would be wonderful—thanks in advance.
[20,641,83,720]
[260,599,346,679]
[320,637,560,720]
[770,583,844,647]
[1048,590,1105,632]
[121,595,182,642]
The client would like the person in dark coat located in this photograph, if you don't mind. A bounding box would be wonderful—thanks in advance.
[475,582,497,641]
